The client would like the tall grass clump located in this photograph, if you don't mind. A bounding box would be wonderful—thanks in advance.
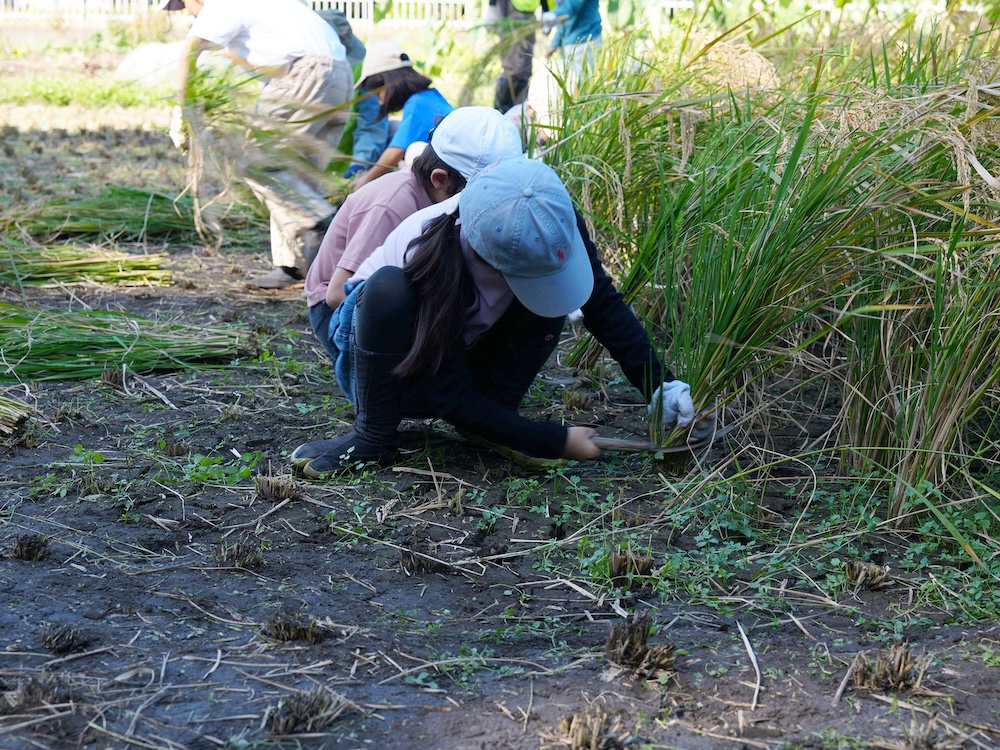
[0,241,172,287]
[540,32,702,269]
[841,236,1000,522]
[828,42,1000,518]
[539,21,1000,527]
[0,303,257,382]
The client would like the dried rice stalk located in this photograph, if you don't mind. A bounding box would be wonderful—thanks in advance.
[0,393,30,437]
[213,536,264,570]
[0,673,80,715]
[605,609,676,680]
[266,687,351,735]
[254,474,300,502]
[843,560,891,589]
[10,533,49,561]
[853,642,930,693]
[608,548,655,589]
[261,609,324,644]
[539,706,638,749]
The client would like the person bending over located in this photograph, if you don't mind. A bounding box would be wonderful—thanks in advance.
[304,107,524,388]
[291,158,709,477]
[164,0,353,290]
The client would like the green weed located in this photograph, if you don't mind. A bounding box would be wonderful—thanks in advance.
[0,77,170,107]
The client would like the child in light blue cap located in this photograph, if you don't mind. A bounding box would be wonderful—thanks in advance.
[291,158,706,476]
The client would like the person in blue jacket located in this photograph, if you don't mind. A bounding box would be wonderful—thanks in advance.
[542,0,601,80]
[349,43,454,190]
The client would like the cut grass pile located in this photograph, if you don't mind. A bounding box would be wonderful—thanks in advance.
[0,302,257,381]
[5,185,263,244]
[0,242,172,286]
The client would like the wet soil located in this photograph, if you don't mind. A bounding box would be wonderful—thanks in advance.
[1,58,1000,750]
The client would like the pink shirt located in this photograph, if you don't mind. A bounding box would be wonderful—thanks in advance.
[304,170,432,307]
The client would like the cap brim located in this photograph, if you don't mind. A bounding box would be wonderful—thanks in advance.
[505,227,594,318]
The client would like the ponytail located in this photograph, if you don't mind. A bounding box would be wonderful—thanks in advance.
[395,211,474,378]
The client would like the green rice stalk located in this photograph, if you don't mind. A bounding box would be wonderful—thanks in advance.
[7,186,233,244]
[0,303,257,382]
[546,26,1000,473]
[1,241,172,287]
[839,234,1000,522]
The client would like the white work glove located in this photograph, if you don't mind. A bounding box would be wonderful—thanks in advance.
[541,10,558,34]
[484,2,501,24]
[648,379,696,431]
[168,105,188,152]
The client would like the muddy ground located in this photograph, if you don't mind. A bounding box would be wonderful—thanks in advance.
[2,50,1000,750]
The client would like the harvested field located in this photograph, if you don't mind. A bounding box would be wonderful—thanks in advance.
[2,37,999,750]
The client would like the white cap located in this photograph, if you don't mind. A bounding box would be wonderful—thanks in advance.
[358,43,412,86]
[429,106,524,182]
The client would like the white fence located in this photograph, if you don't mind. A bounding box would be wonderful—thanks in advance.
[0,0,153,15]
[0,0,471,26]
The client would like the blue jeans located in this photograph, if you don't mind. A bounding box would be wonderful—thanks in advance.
[308,280,364,404]
[351,89,388,166]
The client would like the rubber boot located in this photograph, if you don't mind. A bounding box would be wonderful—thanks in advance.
[292,345,403,477]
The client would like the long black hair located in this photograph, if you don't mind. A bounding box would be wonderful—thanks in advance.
[361,67,433,120]
[410,148,465,197]
[395,210,474,378]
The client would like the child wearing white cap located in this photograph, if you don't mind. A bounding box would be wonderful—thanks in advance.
[291,158,709,476]
[304,106,524,382]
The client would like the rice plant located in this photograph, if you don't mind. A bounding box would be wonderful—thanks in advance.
[840,234,1000,522]
[0,240,172,287]
[539,21,1000,531]
[0,302,257,382]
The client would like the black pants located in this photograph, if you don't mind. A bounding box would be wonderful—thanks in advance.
[356,266,565,414]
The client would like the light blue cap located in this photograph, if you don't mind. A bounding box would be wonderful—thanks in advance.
[460,158,593,318]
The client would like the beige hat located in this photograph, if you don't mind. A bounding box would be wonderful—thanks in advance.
[358,42,413,86]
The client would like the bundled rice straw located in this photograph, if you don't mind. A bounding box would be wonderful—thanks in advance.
[5,186,262,244]
[1,242,172,287]
[0,302,257,381]
[0,392,30,436]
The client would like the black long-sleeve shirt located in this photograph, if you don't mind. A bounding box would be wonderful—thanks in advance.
[421,211,668,459]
